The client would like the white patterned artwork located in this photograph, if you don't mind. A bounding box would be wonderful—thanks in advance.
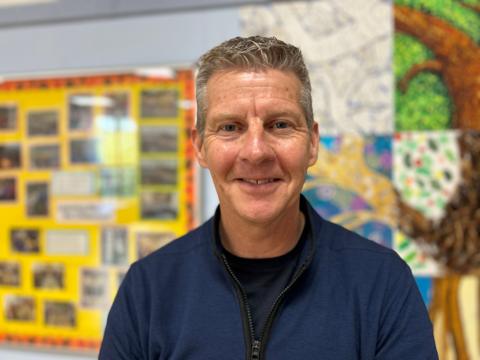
[240,0,394,135]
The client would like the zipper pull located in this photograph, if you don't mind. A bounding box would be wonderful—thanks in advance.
[251,339,261,360]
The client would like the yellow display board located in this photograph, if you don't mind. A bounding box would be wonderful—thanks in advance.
[0,70,196,352]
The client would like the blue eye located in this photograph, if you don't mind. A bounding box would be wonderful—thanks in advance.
[274,121,289,129]
[221,124,237,132]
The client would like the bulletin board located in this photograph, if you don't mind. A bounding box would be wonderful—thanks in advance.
[0,69,196,353]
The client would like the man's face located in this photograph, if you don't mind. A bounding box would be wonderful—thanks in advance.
[193,69,319,225]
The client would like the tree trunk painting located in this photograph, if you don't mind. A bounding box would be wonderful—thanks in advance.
[394,4,480,130]
[394,2,480,359]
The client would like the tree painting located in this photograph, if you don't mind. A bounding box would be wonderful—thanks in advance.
[394,1,480,358]
[395,0,480,131]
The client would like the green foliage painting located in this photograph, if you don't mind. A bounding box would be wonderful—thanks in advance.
[394,0,480,130]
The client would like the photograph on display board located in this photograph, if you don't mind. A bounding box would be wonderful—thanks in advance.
[140,191,178,220]
[56,201,116,223]
[52,170,96,197]
[80,268,109,308]
[29,144,61,169]
[0,143,21,169]
[26,182,49,216]
[69,94,94,131]
[136,231,176,259]
[140,159,178,186]
[0,105,17,131]
[140,89,178,118]
[0,177,16,202]
[44,301,76,327]
[10,228,41,253]
[101,227,129,265]
[45,229,89,256]
[33,263,65,290]
[4,295,35,322]
[104,92,129,118]
[70,138,98,164]
[140,126,178,153]
[0,261,20,286]
[27,110,59,137]
[99,167,136,197]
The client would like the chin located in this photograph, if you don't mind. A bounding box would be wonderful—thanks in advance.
[243,213,273,223]
[237,205,281,224]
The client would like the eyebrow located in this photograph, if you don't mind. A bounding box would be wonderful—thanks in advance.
[207,105,302,124]
[263,110,301,119]
[209,112,245,122]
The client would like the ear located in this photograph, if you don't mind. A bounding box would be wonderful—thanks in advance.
[308,121,319,167]
[191,127,208,168]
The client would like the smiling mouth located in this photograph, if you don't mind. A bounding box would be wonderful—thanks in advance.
[240,178,280,185]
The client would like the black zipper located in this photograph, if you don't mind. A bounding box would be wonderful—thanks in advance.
[221,254,257,360]
[251,339,261,360]
[222,254,311,360]
[256,263,309,359]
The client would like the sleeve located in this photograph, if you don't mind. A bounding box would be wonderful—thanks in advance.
[99,263,145,360]
[374,258,439,360]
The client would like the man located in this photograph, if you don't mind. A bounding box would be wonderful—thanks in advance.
[100,36,438,359]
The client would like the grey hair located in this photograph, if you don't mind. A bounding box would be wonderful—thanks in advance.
[195,36,313,137]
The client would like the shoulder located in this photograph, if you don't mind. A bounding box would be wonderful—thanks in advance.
[323,219,395,255]
[308,204,396,254]
[307,208,408,277]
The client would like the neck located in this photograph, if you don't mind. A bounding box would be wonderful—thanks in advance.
[219,205,305,259]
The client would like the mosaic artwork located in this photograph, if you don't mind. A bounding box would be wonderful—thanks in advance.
[396,131,480,359]
[392,131,461,276]
[393,131,461,222]
[393,232,440,276]
[304,135,394,248]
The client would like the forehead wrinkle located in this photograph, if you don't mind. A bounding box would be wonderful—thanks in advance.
[209,93,299,124]
[263,109,299,119]
[250,91,259,118]
[211,85,284,102]
[205,69,302,125]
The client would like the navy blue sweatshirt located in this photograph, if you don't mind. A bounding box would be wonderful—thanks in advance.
[100,198,438,359]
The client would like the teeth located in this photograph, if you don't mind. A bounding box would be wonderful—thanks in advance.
[243,179,275,184]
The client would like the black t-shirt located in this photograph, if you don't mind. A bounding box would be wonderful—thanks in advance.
[222,224,307,339]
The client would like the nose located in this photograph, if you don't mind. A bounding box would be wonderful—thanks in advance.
[238,120,275,164]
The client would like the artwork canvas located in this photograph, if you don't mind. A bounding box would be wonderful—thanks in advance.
[393,1,480,358]
[304,135,394,248]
